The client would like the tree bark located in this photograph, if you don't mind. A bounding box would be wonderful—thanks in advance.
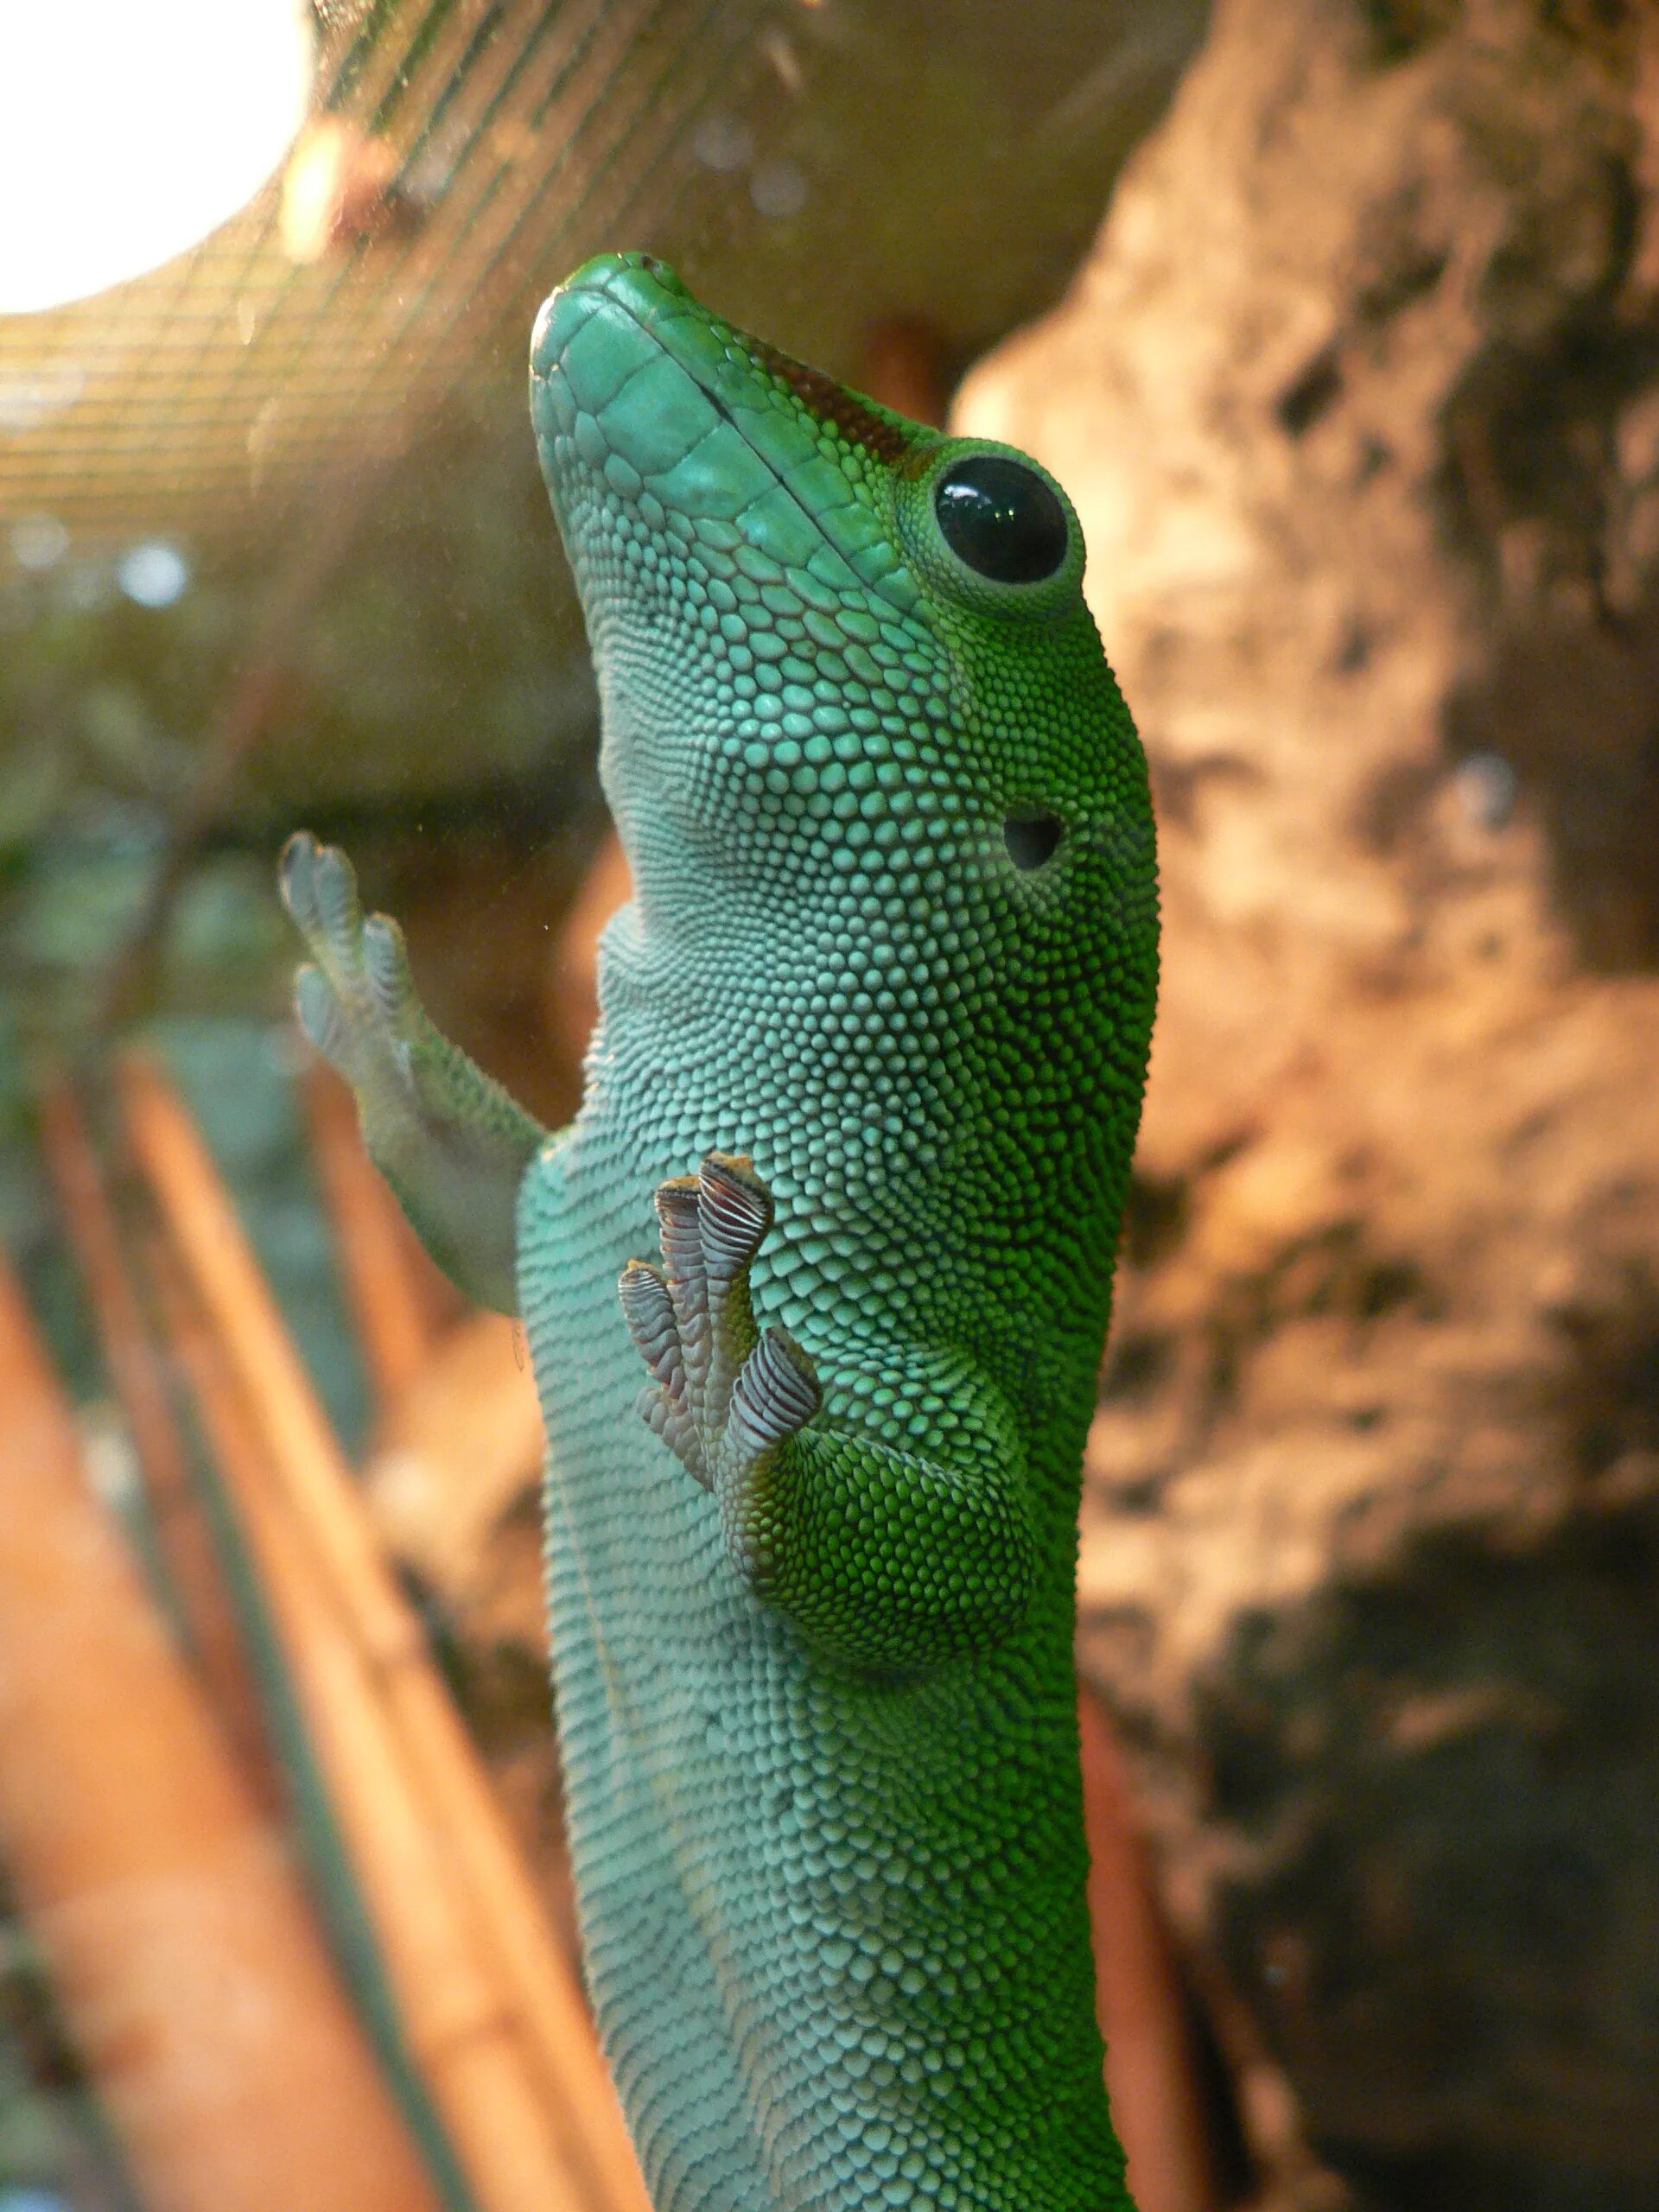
[958,4,1659,2208]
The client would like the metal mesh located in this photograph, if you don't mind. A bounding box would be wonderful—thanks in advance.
[0,0,780,546]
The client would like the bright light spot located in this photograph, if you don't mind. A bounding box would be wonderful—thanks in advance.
[10,515,69,569]
[751,159,808,219]
[0,1,315,315]
[64,564,114,613]
[1454,750,1518,830]
[118,540,191,607]
[692,114,753,174]
[0,361,85,430]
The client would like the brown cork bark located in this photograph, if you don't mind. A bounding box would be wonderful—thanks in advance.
[958,4,1659,2208]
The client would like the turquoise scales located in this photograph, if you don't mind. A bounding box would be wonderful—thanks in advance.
[282,252,1158,2210]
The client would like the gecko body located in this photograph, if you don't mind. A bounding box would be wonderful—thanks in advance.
[283,252,1157,2211]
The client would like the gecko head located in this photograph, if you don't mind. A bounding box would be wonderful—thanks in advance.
[528,252,1156,1084]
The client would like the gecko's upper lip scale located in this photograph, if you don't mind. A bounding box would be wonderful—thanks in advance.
[528,250,926,610]
[529,248,780,493]
[529,250,810,563]
[529,251,681,391]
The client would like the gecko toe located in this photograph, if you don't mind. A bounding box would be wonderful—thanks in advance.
[697,1152,772,1284]
[621,1257,709,1486]
[620,1258,682,1390]
[294,963,346,1062]
[362,912,414,1019]
[311,841,367,968]
[726,1325,821,1465]
[654,1178,710,1393]
[277,830,322,933]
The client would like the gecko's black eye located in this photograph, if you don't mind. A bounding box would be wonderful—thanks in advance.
[934,457,1069,584]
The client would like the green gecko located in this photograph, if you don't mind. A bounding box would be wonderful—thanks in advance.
[281,251,1158,2211]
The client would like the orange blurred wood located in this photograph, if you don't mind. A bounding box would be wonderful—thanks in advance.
[33,1065,283,1814]
[121,1052,651,2212]
[0,1248,444,2212]
[149,1243,586,2212]
[1081,1687,1222,2212]
[300,1055,454,1421]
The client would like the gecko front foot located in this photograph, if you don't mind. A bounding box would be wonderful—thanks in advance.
[622,1154,1036,1669]
[278,831,544,1313]
[620,1154,821,1509]
[280,831,432,1117]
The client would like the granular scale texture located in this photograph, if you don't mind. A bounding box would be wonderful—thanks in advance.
[515,255,1159,2210]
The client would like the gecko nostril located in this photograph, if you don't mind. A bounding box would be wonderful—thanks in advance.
[1003,812,1063,871]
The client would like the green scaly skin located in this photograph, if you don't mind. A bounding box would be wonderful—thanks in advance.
[282,251,1158,2211]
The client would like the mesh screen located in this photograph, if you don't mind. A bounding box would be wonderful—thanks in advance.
[0,0,779,547]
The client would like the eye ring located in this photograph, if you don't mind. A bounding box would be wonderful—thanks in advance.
[934,455,1069,585]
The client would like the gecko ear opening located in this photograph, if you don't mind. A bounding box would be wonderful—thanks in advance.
[1003,812,1064,871]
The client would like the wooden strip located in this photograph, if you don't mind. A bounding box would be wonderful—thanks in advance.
[150,1243,583,2212]
[34,1064,282,1814]
[0,1247,445,2212]
[120,1051,651,2212]
[1080,1686,1222,2212]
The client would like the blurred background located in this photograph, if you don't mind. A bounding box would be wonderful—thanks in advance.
[2,3,1656,2210]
